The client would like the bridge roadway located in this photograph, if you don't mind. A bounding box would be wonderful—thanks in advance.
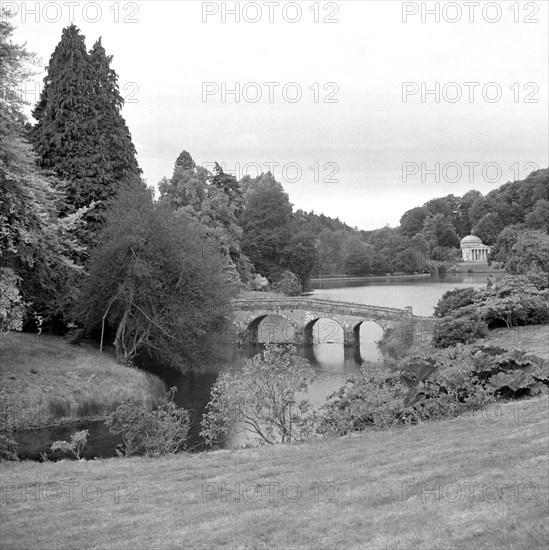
[228,297,425,346]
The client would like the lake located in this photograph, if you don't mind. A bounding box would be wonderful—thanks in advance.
[311,272,499,317]
[15,272,497,458]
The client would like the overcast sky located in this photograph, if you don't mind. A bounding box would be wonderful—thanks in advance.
[9,0,549,229]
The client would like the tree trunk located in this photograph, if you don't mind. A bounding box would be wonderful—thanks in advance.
[114,308,129,363]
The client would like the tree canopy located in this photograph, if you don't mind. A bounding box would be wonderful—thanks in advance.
[31,25,142,241]
[74,185,237,369]
[1,13,82,330]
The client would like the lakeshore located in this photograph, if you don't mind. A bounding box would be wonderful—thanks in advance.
[0,333,165,431]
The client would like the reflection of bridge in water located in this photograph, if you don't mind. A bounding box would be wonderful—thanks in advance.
[228,298,418,346]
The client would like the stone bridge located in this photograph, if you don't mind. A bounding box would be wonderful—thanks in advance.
[228,298,415,346]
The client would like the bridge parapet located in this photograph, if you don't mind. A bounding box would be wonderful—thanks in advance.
[230,298,413,321]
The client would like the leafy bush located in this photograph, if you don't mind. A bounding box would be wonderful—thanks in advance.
[50,430,89,460]
[319,369,409,435]
[201,345,318,446]
[525,269,549,290]
[434,287,478,318]
[65,323,85,344]
[470,348,548,399]
[105,389,190,456]
[273,270,302,296]
[377,323,416,359]
[320,348,500,437]
[320,342,547,439]
[0,433,18,461]
[0,392,19,461]
[433,314,488,348]
[477,276,549,328]
[0,268,26,333]
[249,274,270,292]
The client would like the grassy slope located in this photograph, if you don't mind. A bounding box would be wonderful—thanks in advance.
[0,333,165,429]
[1,397,547,550]
[485,324,549,361]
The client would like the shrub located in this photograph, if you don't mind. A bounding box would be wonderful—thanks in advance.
[319,369,409,435]
[249,274,270,292]
[105,389,191,456]
[377,323,416,359]
[471,348,549,399]
[201,344,318,446]
[0,433,18,461]
[521,294,549,325]
[273,270,302,296]
[50,430,89,460]
[434,287,478,318]
[525,269,549,290]
[433,314,488,348]
[0,393,19,461]
[65,323,85,344]
[0,268,25,332]
[477,276,549,328]
[320,349,499,437]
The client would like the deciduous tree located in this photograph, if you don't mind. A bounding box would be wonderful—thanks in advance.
[74,185,237,368]
[1,13,82,328]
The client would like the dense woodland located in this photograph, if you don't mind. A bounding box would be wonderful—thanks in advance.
[1,19,548,366]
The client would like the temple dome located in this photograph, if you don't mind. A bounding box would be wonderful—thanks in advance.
[460,235,483,247]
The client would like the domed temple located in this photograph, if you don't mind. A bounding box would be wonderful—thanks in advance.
[460,235,491,262]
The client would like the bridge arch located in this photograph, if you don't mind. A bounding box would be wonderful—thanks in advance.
[304,318,344,345]
[247,314,296,344]
[352,320,385,346]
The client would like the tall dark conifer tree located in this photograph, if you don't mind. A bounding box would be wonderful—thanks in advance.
[31,25,142,240]
[88,38,141,187]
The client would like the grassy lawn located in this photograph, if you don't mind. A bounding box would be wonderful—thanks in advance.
[1,396,547,549]
[485,324,549,361]
[0,333,165,429]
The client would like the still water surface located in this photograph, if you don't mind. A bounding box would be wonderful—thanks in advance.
[16,273,497,458]
[312,272,499,317]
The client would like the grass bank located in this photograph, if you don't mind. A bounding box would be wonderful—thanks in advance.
[0,396,547,549]
[0,332,166,430]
